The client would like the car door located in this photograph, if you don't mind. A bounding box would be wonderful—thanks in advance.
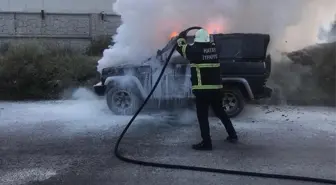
[173,63,193,98]
[164,54,193,99]
[152,63,188,99]
[151,54,193,99]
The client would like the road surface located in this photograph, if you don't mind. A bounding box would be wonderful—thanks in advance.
[0,99,335,185]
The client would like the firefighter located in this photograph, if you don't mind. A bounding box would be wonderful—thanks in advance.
[175,29,238,151]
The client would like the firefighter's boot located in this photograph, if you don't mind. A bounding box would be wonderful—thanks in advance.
[192,141,212,151]
[226,136,238,143]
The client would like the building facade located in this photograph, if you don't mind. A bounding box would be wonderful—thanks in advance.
[1,0,117,13]
[0,0,121,51]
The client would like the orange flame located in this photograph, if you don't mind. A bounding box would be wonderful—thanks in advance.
[169,23,225,39]
[170,31,178,39]
[205,23,224,34]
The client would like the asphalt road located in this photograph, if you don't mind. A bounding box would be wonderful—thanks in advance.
[0,100,335,185]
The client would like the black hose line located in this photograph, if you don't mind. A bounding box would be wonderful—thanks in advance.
[113,27,336,185]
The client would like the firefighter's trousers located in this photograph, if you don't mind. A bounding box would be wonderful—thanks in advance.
[194,90,237,143]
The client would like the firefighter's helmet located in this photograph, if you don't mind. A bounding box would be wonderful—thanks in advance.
[194,29,210,43]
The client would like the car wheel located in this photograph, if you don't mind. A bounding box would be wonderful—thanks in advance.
[222,88,245,118]
[106,85,141,115]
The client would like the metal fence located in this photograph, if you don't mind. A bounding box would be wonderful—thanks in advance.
[0,11,121,50]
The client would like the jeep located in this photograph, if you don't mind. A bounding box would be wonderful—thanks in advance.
[93,33,273,118]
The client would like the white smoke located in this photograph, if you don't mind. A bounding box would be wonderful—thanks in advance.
[320,18,336,42]
[97,0,336,73]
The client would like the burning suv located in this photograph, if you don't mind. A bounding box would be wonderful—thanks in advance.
[93,33,273,118]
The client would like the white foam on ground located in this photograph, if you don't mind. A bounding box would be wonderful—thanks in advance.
[227,105,336,133]
[0,87,162,134]
[0,168,57,185]
[0,99,160,134]
[0,97,335,136]
[70,87,101,100]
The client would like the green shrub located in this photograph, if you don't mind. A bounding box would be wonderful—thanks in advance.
[85,35,113,56]
[0,41,99,100]
[0,42,9,54]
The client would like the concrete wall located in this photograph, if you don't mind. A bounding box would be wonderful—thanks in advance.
[0,11,122,51]
[0,0,117,13]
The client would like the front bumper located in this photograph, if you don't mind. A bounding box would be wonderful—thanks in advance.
[93,82,106,96]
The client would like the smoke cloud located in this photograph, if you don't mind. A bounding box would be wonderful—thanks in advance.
[97,0,336,72]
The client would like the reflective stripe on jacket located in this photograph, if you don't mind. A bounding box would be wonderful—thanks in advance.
[176,37,223,91]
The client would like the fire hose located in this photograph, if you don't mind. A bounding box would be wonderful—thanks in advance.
[113,26,336,184]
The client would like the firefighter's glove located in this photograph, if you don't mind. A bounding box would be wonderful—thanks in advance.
[177,38,187,47]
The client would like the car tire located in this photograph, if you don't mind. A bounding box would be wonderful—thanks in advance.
[221,88,245,118]
[106,83,142,115]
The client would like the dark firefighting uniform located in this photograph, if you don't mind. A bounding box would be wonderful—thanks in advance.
[175,36,237,144]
